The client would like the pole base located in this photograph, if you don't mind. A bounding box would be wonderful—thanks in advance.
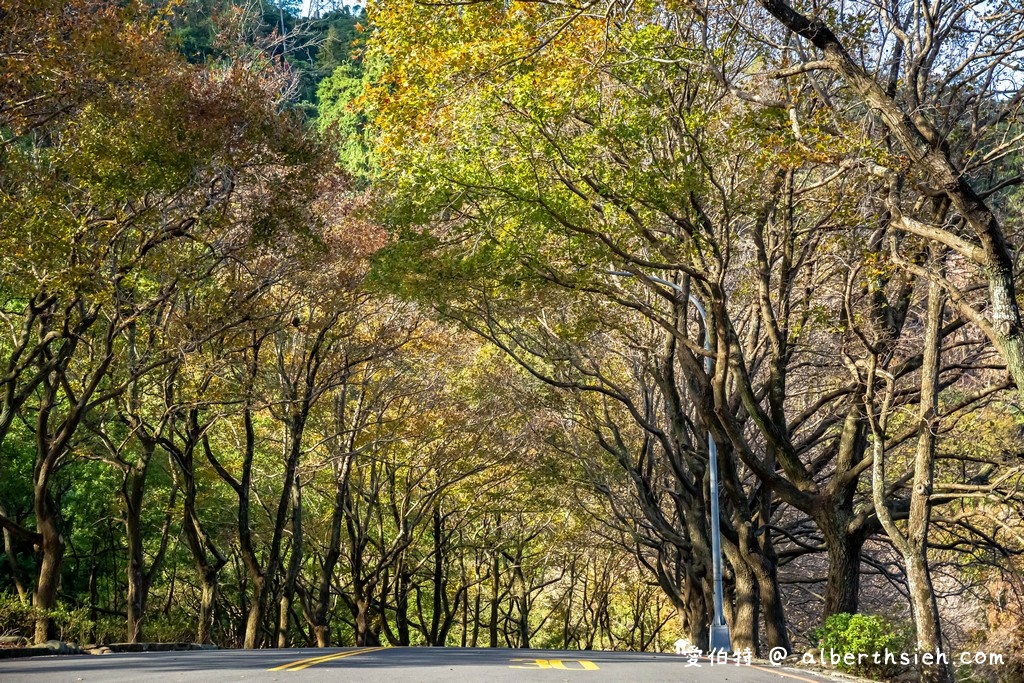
[708,624,731,653]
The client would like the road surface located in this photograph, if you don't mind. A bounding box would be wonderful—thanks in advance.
[0,646,843,682]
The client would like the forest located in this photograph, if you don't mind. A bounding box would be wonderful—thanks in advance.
[1,1,1023,682]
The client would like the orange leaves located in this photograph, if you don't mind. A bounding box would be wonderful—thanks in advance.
[0,0,358,311]
[0,0,175,137]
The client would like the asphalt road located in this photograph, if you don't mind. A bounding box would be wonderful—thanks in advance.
[0,646,843,683]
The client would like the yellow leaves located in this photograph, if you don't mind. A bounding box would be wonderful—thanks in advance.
[367,0,617,187]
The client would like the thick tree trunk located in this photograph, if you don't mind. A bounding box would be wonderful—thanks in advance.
[516,598,530,649]
[907,554,948,682]
[277,593,292,649]
[819,516,862,616]
[125,527,145,644]
[395,569,411,646]
[244,575,265,649]
[722,536,758,654]
[353,594,380,646]
[241,581,263,647]
[748,543,790,652]
[197,565,219,644]
[684,573,710,649]
[652,545,708,650]
[33,503,64,644]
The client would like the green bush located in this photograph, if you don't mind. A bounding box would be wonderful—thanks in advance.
[46,604,94,644]
[0,592,94,644]
[144,612,196,643]
[0,592,34,637]
[815,612,913,680]
[91,616,126,645]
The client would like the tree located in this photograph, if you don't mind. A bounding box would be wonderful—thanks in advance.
[0,0,331,643]
[365,0,1024,656]
[748,0,1024,402]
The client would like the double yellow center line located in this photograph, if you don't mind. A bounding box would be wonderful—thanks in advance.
[269,646,385,672]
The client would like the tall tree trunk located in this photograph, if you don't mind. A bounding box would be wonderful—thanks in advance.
[748,544,790,652]
[32,372,63,645]
[470,580,481,647]
[179,464,226,642]
[311,447,354,647]
[278,477,303,648]
[125,508,145,643]
[33,494,64,644]
[353,591,380,646]
[429,504,445,645]
[652,545,707,650]
[489,546,500,647]
[722,536,758,654]
[238,408,264,649]
[123,439,176,644]
[905,278,952,683]
[244,575,265,649]
[395,568,411,646]
[872,274,953,683]
[818,513,863,616]
[197,564,220,645]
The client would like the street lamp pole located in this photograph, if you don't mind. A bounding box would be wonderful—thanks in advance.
[607,271,731,652]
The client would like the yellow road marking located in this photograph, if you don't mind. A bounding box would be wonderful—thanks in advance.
[269,646,385,672]
[509,658,599,670]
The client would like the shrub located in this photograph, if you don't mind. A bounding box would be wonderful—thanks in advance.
[0,592,34,637]
[144,612,196,643]
[0,593,94,644]
[91,616,126,645]
[815,612,913,680]
[47,604,94,644]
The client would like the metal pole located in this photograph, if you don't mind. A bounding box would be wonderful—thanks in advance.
[608,271,731,652]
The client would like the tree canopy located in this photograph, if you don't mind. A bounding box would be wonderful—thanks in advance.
[2,1,1024,682]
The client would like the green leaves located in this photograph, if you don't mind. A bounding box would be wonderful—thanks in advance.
[815,613,914,679]
[318,64,374,178]
[366,1,751,304]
